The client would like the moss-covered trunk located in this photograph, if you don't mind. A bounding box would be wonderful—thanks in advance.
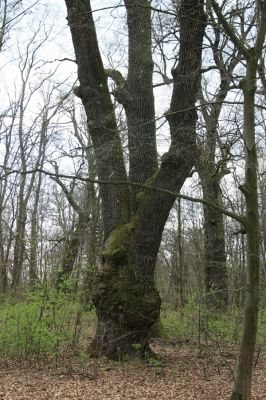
[91,223,160,358]
[91,181,181,358]
[93,267,160,356]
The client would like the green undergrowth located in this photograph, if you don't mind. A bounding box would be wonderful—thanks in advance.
[160,299,266,346]
[0,288,96,366]
[0,291,265,365]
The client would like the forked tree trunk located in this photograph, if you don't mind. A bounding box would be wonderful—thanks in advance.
[65,0,206,358]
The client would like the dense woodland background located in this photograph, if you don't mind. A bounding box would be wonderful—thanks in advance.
[0,1,265,399]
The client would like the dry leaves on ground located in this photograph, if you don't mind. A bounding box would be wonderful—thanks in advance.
[0,341,265,400]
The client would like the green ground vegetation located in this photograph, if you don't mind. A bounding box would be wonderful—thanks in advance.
[0,289,265,366]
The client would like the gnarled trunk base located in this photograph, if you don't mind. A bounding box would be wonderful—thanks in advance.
[91,234,161,359]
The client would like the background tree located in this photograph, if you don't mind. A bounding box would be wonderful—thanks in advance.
[211,0,266,398]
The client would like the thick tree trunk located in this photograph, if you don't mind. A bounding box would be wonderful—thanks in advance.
[65,0,206,358]
[92,223,161,358]
[92,0,206,357]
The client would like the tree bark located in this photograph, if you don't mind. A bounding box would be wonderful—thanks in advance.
[123,0,158,200]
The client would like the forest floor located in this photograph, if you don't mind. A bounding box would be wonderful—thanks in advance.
[0,340,265,400]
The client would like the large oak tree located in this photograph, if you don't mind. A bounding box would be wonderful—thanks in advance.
[64,0,206,358]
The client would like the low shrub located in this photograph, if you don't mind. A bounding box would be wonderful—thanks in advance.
[0,287,95,365]
[160,299,266,346]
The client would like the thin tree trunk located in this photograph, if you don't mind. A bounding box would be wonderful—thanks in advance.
[12,175,27,290]
[83,186,102,305]
[200,177,228,307]
[56,215,88,288]
[230,56,261,400]
[0,222,8,293]
[29,174,42,289]
[177,199,185,306]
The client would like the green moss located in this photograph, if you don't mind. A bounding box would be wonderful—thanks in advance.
[136,168,162,206]
[103,223,135,265]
